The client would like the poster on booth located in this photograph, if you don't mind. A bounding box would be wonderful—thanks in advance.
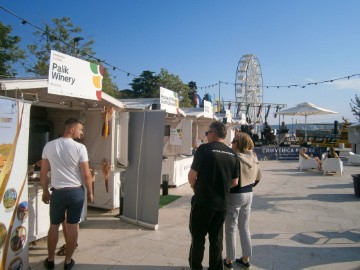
[203,100,213,118]
[160,87,179,115]
[48,50,103,101]
[170,129,182,146]
[0,98,30,270]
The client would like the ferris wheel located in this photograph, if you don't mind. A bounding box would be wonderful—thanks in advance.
[235,54,263,128]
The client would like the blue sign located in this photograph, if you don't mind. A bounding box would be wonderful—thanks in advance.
[254,146,327,160]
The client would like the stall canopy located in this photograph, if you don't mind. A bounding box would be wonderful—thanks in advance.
[181,107,217,120]
[0,77,124,109]
[120,98,186,117]
[276,102,338,138]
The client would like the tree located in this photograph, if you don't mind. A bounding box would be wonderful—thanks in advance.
[26,17,95,75]
[101,69,121,98]
[25,17,118,97]
[350,94,360,122]
[117,89,136,98]
[188,81,198,107]
[158,68,192,107]
[130,70,160,98]
[0,21,26,77]
[128,68,192,107]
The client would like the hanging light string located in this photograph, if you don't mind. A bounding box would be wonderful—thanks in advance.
[2,5,360,92]
[0,5,137,78]
[198,74,360,90]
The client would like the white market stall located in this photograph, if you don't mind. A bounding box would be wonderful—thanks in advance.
[0,51,129,269]
[120,91,193,187]
[0,75,128,225]
[182,104,235,148]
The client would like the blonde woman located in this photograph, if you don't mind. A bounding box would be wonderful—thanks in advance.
[327,146,339,159]
[223,132,261,270]
[300,147,322,171]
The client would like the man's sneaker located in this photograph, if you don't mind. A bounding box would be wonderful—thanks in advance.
[64,258,75,270]
[236,257,251,269]
[44,258,55,269]
[223,259,234,270]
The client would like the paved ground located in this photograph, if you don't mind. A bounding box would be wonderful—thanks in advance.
[29,160,360,270]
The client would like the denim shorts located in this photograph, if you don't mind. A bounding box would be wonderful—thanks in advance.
[49,186,85,225]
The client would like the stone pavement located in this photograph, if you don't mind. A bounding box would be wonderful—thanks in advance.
[29,160,360,270]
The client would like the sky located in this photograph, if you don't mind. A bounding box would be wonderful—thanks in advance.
[1,0,360,126]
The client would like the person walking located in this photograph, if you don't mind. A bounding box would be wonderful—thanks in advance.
[223,132,261,270]
[40,118,94,270]
[188,121,239,270]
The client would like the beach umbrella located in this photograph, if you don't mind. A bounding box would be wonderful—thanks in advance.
[276,102,338,138]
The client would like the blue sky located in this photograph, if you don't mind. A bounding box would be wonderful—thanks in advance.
[1,0,360,125]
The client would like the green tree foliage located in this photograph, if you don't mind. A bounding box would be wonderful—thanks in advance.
[26,17,118,97]
[117,88,135,98]
[101,69,121,98]
[26,17,95,75]
[188,81,198,107]
[350,94,360,122]
[128,69,192,107]
[129,70,160,98]
[0,21,26,77]
[158,68,192,107]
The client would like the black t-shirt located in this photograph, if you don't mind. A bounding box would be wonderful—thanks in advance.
[191,141,239,210]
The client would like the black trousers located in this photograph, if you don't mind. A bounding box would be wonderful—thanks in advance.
[189,202,226,270]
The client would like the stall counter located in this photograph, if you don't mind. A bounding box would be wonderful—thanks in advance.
[28,180,87,242]
[162,155,193,187]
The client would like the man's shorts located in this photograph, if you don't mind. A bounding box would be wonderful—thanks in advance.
[49,186,85,225]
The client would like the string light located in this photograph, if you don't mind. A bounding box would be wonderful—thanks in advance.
[0,5,137,79]
[1,5,360,93]
[198,74,360,90]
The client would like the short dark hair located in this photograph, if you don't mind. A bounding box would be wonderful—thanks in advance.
[64,118,83,128]
[209,121,227,139]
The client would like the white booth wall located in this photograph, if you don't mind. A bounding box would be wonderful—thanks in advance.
[161,117,193,187]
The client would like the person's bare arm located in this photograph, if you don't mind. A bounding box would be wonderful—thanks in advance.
[188,168,198,191]
[40,159,51,204]
[230,178,238,188]
[80,161,94,202]
[300,152,309,159]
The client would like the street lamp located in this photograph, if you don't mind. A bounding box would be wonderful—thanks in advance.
[72,37,84,56]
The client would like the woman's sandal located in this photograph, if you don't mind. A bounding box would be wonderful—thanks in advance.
[56,243,78,256]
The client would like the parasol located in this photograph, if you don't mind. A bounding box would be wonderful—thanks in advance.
[276,102,338,138]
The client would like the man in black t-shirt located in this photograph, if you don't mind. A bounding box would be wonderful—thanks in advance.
[188,121,239,270]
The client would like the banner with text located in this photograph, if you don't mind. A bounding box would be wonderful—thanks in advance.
[254,146,326,160]
[0,98,30,270]
[48,50,103,101]
[203,100,213,118]
[160,87,179,115]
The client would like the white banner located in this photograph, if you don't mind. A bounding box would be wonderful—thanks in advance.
[170,128,182,146]
[0,98,30,270]
[204,100,213,118]
[160,87,179,115]
[48,50,103,101]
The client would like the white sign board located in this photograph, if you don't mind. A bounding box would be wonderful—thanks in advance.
[204,100,213,118]
[170,128,182,146]
[160,87,179,115]
[48,50,102,101]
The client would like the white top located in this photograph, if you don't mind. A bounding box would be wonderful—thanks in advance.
[42,137,89,189]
